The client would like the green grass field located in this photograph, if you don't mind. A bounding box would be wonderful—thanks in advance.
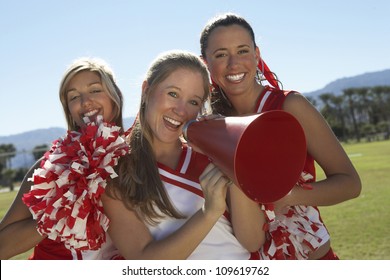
[317,140,390,260]
[1,140,389,260]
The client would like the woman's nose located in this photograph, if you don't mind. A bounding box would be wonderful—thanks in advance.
[173,101,186,117]
[228,55,239,68]
[80,94,93,106]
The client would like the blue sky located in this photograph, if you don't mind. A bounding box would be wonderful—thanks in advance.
[1,0,389,136]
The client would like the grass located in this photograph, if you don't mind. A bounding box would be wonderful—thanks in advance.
[1,140,389,260]
[316,140,390,260]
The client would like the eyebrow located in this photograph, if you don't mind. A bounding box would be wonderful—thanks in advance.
[195,95,204,101]
[166,85,204,101]
[66,81,102,93]
[212,44,251,55]
[165,85,180,91]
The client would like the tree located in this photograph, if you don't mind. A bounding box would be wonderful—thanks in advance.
[305,96,317,107]
[0,144,16,174]
[319,93,347,140]
[312,85,390,142]
[371,86,390,125]
[344,88,361,142]
[32,144,49,161]
[1,168,16,191]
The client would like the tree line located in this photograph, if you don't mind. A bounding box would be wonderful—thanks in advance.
[308,85,390,142]
[0,144,48,190]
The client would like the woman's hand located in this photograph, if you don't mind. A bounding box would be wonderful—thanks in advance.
[199,163,229,218]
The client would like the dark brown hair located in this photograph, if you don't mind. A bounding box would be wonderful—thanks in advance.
[200,13,281,115]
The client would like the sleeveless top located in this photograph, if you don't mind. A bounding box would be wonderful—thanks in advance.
[255,86,330,259]
[29,234,119,260]
[146,144,254,260]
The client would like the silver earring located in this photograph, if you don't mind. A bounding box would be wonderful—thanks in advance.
[255,67,265,85]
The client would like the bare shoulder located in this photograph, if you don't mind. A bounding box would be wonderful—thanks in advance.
[281,92,324,128]
[283,92,316,113]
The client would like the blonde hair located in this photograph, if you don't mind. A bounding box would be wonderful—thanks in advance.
[59,57,124,130]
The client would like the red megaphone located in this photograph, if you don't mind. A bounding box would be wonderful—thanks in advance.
[182,110,306,203]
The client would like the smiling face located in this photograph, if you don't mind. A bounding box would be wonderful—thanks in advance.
[66,70,115,128]
[204,24,261,98]
[144,68,204,150]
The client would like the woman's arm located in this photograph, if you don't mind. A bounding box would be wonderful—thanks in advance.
[279,93,361,207]
[0,218,43,259]
[0,159,44,259]
[227,184,265,252]
[102,163,228,260]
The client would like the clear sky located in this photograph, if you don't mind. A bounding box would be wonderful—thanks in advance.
[1,0,389,136]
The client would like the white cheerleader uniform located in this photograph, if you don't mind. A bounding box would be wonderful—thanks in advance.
[146,144,255,260]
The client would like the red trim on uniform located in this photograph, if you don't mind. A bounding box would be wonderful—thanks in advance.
[29,238,73,260]
[249,251,260,260]
[160,172,230,221]
[160,173,204,198]
[76,250,83,260]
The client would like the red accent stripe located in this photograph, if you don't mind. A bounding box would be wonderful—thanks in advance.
[76,250,83,260]
[160,173,204,198]
[159,172,230,221]
[249,251,260,260]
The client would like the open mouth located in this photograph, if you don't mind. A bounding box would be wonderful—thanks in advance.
[82,109,101,123]
[84,109,99,118]
[163,116,183,128]
[226,73,245,82]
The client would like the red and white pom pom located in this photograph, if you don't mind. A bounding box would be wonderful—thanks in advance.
[23,115,128,251]
[259,171,323,260]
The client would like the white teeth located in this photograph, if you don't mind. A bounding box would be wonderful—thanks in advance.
[84,109,98,117]
[164,116,182,126]
[226,73,245,81]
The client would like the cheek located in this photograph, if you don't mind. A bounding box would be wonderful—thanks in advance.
[187,106,201,119]
[144,103,158,129]
[145,96,160,115]
[67,104,79,120]
[246,57,258,69]
[209,63,226,82]
[105,103,116,122]
[208,63,219,75]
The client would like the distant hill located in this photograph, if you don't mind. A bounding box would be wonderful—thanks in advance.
[303,69,390,99]
[0,117,135,169]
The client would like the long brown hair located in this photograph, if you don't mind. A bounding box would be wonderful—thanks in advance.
[108,50,210,225]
